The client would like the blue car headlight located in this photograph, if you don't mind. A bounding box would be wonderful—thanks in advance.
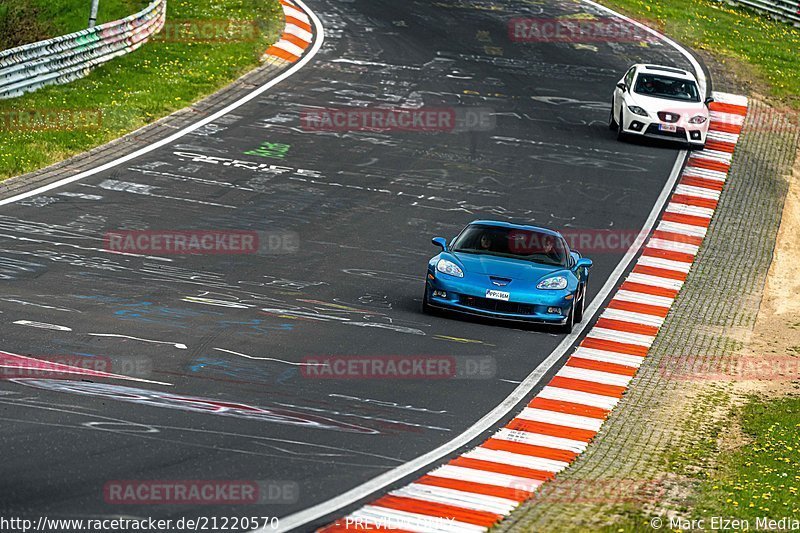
[436,259,464,278]
[537,276,567,290]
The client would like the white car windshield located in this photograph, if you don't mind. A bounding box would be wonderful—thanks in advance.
[634,73,700,102]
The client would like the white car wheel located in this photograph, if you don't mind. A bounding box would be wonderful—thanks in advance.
[616,108,627,141]
[608,97,618,130]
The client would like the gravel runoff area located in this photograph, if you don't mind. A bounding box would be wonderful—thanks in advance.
[494,85,800,530]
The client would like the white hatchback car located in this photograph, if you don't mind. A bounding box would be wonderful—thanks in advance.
[610,64,712,149]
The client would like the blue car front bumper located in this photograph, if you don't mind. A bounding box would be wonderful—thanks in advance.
[425,273,574,324]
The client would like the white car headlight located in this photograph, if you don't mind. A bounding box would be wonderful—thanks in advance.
[627,105,648,117]
[688,115,708,124]
[436,259,464,278]
[537,276,567,290]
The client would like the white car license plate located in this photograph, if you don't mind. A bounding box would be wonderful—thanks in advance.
[485,289,510,301]
[658,123,677,132]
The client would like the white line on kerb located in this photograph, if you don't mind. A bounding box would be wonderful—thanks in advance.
[270,1,700,531]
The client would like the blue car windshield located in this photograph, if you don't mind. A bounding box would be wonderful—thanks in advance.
[451,225,569,267]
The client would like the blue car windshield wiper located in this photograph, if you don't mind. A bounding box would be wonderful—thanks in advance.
[452,248,481,254]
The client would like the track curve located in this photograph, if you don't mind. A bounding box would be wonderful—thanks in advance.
[0,0,703,530]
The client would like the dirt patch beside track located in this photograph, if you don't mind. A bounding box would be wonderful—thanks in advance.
[741,142,800,397]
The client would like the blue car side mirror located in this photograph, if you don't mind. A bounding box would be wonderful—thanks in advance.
[432,237,448,251]
[573,257,592,270]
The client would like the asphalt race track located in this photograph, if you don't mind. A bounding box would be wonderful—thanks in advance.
[0,0,701,530]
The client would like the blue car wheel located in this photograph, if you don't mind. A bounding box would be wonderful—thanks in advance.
[559,299,575,333]
[575,282,587,323]
[421,288,431,314]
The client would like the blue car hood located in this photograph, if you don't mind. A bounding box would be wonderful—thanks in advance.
[452,252,561,281]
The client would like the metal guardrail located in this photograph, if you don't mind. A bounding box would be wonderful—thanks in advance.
[0,0,166,99]
[719,0,800,26]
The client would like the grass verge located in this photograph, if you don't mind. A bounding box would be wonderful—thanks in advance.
[598,0,800,108]
[693,396,800,520]
[583,395,799,532]
[0,0,283,180]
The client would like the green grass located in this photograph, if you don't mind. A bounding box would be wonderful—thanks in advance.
[0,0,283,180]
[1,0,138,48]
[585,395,800,533]
[693,396,800,520]
[598,0,800,107]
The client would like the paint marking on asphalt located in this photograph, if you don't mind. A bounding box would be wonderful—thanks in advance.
[12,320,72,331]
[88,333,188,350]
[213,347,326,366]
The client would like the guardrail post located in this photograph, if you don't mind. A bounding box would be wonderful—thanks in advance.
[88,0,100,28]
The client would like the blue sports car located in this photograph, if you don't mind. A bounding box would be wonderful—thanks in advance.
[423,220,592,332]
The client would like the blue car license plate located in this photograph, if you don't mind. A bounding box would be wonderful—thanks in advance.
[658,123,677,132]
[485,289,510,301]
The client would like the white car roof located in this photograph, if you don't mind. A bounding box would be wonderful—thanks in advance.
[633,64,697,82]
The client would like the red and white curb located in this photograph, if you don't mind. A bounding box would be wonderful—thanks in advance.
[317,91,749,533]
[262,0,314,63]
